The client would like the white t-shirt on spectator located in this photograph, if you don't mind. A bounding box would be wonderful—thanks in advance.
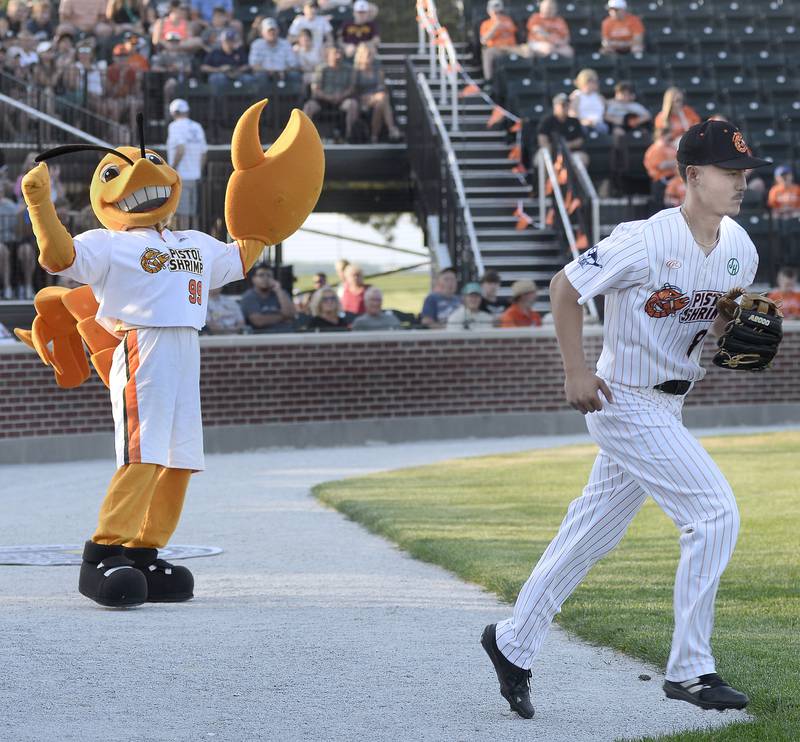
[288,15,333,52]
[570,90,605,127]
[166,117,208,182]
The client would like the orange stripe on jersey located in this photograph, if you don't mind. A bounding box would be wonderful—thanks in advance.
[124,330,142,464]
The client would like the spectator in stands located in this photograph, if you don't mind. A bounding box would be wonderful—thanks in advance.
[664,174,686,207]
[500,280,542,327]
[447,283,495,330]
[60,0,107,33]
[340,0,380,58]
[151,31,194,105]
[249,17,300,87]
[167,98,208,230]
[335,258,349,297]
[31,40,58,117]
[240,264,297,332]
[14,153,67,210]
[105,0,147,32]
[288,1,333,54]
[191,0,233,23]
[351,286,402,330]
[27,1,55,40]
[600,0,644,55]
[5,0,29,35]
[353,43,402,142]
[340,262,369,314]
[569,68,607,134]
[61,43,105,111]
[643,126,678,210]
[307,286,350,331]
[767,164,800,219]
[767,267,800,319]
[654,87,700,143]
[479,0,520,82]
[201,28,252,94]
[420,267,461,328]
[604,81,651,134]
[525,0,573,59]
[295,271,327,311]
[205,287,246,333]
[303,45,359,142]
[151,0,192,46]
[0,17,14,45]
[200,5,235,49]
[105,38,149,137]
[537,93,588,167]
[0,183,35,300]
[478,269,508,318]
[293,29,323,88]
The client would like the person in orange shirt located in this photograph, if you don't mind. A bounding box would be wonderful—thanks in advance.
[767,164,800,219]
[480,0,521,81]
[654,87,701,143]
[600,0,644,55]
[526,0,573,58]
[768,267,800,318]
[664,174,686,207]
[500,279,543,327]
[643,127,678,209]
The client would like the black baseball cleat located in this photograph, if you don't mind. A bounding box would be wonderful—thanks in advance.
[123,547,194,602]
[663,673,749,711]
[78,541,148,608]
[481,623,535,719]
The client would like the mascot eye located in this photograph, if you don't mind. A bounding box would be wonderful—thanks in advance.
[100,165,119,182]
[146,153,163,165]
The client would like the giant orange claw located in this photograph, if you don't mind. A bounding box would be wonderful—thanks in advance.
[225,100,325,246]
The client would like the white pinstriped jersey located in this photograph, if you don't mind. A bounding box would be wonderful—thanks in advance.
[52,227,244,331]
[564,207,758,386]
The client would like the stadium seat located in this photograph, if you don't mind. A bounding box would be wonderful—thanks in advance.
[620,52,661,79]
[752,132,793,164]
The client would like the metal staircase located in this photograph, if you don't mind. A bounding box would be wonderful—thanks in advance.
[405,46,564,307]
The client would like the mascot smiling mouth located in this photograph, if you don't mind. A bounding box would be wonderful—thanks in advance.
[116,186,173,213]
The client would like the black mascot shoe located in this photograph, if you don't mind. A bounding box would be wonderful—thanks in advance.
[663,673,749,711]
[123,547,194,602]
[78,541,148,608]
[481,623,535,719]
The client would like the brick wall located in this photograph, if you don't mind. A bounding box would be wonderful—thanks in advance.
[1,326,798,441]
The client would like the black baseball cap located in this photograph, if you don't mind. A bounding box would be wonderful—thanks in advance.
[677,120,771,170]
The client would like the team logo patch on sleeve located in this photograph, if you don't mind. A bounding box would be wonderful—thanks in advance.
[140,248,171,274]
[644,283,690,318]
[578,246,601,268]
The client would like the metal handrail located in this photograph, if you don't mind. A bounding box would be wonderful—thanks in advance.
[415,0,460,130]
[536,147,598,319]
[417,72,484,276]
[570,151,600,248]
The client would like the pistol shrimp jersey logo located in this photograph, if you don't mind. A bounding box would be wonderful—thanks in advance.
[140,248,171,274]
[645,283,690,318]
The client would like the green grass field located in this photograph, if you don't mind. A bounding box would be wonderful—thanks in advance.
[296,271,430,315]
[314,431,800,741]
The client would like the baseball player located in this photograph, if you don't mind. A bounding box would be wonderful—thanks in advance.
[482,120,770,718]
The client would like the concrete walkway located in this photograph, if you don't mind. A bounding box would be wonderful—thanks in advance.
[0,434,757,742]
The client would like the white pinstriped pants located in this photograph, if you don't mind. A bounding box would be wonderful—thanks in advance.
[495,382,740,682]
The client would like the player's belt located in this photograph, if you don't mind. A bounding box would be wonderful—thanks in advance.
[654,380,692,395]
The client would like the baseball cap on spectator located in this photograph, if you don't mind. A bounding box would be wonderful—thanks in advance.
[677,120,770,170]
[261,17,280,31]
[607,0,627,8]
[774,164,792,178]
[480,270,501,284]
[6,46,23,59]
[353,0,370,11]
[169,98,190,115]
[221,28,239,42]
[511,279,538,299]
[461,282,482,296]
[77,45,93,54]
[486,0,503,10]
[552,92,569,105]
[36,40,52,54]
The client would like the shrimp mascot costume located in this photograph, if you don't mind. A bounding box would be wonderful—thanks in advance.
[15,102,324,607]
